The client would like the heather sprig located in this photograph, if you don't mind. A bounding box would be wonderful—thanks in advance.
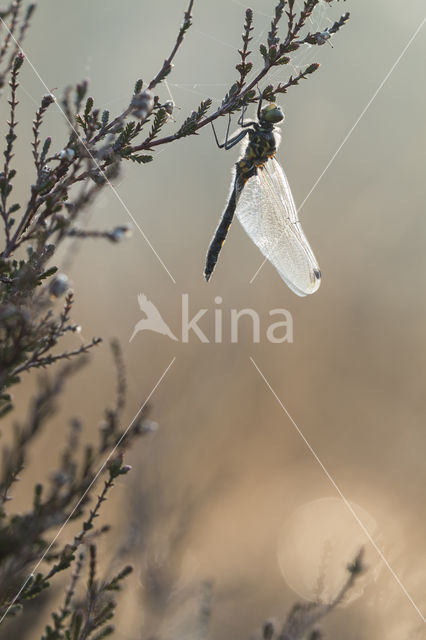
[263,549,365,640]
[0,341,152,624]
[0,1,35,88]
[0,1,355,637]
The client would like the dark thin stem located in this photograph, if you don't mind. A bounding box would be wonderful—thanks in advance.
[132,1,349,153]
[32,96,55,171]
[0,53,22,245]
[132,65,271,152]
[72,477,114,551]
[5,3,35,71]
[0,465,22,507]
[10,338,102,377]
[0,0,22,68]
[3,157,85,257]
[148,0,195,91]
[91,106,132,145]
[64,551,85,612]
[274,62,320,94]
[49,550,86,633]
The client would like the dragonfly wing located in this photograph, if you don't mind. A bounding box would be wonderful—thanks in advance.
[235,158,321,296]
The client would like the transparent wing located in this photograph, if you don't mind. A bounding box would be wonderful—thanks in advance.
[235,157,321,296]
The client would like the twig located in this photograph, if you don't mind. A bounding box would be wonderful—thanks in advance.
[148,0,195,91]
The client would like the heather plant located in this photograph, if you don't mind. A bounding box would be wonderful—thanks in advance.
[0,1,361,638]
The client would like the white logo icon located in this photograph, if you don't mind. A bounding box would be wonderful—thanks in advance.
[129,294,178,343]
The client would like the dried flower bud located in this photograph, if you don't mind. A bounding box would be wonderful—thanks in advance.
[89,168,107,185]
[314,31,331,45]
[41,93,56,109]
[41,244,55,261]
[164,100,175,116]
[13,52,24,71]
[130,90,154,119]
[139,420,158,435]
[107,453,124,477]
[39,165,51,178]
[49,273,70,298]
[306,63,320,74]
[50,470,71,486]
[61,544,75,561]
[76,78,89,102]
[37,165,52,186]
[109,225,133,243]
[263,621,274,640]
[59,147,75,162]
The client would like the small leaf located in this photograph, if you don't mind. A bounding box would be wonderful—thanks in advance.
[306,62,320,74]
[40,137,51,164]
[276,56,290,65]
[126,154,153,164]
[39,266,58,281]
[84,97,94,119]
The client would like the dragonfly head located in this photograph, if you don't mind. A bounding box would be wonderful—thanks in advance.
[259,103,284,125]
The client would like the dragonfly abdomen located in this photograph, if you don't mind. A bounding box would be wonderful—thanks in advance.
[204,156,265,282]
[205,171,241,282]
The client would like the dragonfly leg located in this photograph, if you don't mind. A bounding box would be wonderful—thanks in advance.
[238,103,257,129]
[237,103,247,126]
[211,118,225,149]
[223,129,249,150]
[224,111,232,144]
[257,89,264,120]
[211,119,249,150]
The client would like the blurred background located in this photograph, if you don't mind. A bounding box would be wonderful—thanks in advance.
[5,0,426,637]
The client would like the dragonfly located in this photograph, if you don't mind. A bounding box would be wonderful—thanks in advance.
[204,96,321,296]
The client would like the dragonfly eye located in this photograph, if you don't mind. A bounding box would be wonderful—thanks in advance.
[260,103,284,124]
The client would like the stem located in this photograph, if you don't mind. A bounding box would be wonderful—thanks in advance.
[0,0,22,68]
[148,0,195,91]
[0,52,22,246]
[132,64,272,152]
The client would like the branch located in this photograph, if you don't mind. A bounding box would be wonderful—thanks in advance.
[148,0,195,91]
[10,337,102,377]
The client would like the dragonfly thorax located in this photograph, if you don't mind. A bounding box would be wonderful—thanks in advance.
[238,103,284,174]
[240,126,278,174]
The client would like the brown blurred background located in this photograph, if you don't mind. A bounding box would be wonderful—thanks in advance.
[5,0,426,637]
